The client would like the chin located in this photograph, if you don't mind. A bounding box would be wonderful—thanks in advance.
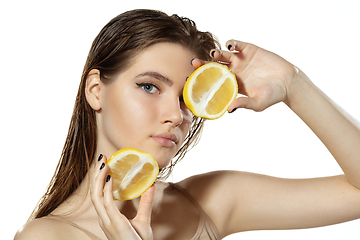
[150,151,176,168]
[156,161,172,170]
[154,156,174,169]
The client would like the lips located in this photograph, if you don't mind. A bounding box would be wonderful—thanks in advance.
[152,132,178,148]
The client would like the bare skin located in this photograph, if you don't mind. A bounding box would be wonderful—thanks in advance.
[15,41,360,239]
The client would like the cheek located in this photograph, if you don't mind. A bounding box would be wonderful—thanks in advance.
[104,90,160,133]
[179,110,193,137]
[182,106,193,127]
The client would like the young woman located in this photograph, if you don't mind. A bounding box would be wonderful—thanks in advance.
[15,9,360,240]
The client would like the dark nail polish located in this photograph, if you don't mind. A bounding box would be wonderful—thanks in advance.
[186,77,188,81]
[230,108,237,113]
[98,154,103,161]
[106,175,111,182]
[228,44,232,50]
[190,58,195,65]
[211,50,215,58]
[100,162,105,170]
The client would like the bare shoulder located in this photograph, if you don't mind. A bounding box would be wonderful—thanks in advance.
[178,170,254,198]
[177,171,251,231]
[14,217,75,240]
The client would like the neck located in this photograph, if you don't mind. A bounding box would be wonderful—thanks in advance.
[51,162,140,220]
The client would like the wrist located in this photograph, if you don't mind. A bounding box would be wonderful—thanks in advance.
[283,67,313,112]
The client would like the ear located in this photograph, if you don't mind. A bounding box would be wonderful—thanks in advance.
[85,69,102,111]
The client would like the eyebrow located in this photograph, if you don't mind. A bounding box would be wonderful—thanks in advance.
[134,71,173,87]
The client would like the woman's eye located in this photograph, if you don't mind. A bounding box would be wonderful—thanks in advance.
[136,83,159,94]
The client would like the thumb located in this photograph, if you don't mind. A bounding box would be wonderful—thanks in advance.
[133,184,156,224]
[229,96,266,112]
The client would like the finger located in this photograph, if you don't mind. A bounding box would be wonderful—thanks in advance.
[209,49,232,64]
[91,156,108,200]
[210,49,231,62]
[133,184,155,224]
[225,39,248,52]
[91,155,111,224]
[103,175,126,223]
[103,175,116,212]
[191,58,206,69]
[211,40,252,63]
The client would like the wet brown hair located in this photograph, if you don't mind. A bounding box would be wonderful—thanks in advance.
[29,9,219,220]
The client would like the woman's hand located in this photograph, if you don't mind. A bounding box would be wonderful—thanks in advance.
[193,39,299,112]
[90,155,155,240]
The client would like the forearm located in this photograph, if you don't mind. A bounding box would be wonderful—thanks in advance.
[284,68,360,188]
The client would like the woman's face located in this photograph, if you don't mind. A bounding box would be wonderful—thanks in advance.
[97,43,196,168]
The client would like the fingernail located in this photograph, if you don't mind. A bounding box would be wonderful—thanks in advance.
[186,77,188,81]
[98,154,103,161]
[228,44,232,50]
[190,58,195,65]
[230,108,237,113]
[106,175,111,182]
[211,50,215,58]
[100,162,105,170]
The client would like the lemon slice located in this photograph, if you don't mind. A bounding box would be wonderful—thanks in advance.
[183,62,238,119]
[107,148,159,201]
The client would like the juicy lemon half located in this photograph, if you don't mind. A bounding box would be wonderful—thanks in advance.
[107,148,159,201]
[183,62,238,119]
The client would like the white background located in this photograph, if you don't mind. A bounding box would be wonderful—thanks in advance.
[1,0,360,239]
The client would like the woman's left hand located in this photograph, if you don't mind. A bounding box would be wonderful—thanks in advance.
[91,155,155,240]
[193,39,299,112]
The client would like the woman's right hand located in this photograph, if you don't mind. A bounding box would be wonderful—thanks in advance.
[192,40,298,113]
[90,154,155,240]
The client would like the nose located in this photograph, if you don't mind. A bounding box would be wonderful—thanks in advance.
[161,96,184,127]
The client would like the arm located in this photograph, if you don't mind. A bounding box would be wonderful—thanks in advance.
[182,171,360,237]
[285,68,360,188]
[190,40,360,237]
